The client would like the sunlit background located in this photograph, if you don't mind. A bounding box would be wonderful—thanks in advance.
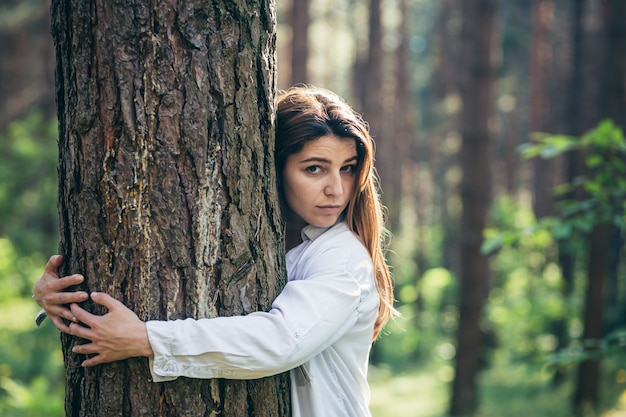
[1,0,625,416]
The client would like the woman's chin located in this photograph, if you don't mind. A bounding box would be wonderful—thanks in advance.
[308,217,340,229]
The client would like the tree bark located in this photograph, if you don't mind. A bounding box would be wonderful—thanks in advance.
[450,0,497,415]
[52,0,289,416]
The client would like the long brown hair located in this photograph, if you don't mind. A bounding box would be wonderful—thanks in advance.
[275,86,395,339]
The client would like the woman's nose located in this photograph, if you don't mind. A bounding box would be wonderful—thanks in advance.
[324,172,343,196]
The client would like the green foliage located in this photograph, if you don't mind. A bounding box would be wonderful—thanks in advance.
[369,357,626,417]
[0,112,64,417]
[547,328,626,366]
[487,119,626,253]
[482,119,626,367]
[0,111,59,256]
[483,197,577,365]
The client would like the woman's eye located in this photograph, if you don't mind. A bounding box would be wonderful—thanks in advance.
[341,165,356,173]
[306,166,321,174]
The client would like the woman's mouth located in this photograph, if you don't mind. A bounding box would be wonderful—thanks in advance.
[317,205,342,214]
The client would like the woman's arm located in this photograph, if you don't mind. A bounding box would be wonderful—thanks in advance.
[33,255,89,333]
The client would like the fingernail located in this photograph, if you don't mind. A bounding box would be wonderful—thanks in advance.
[72,347,76,353]
[91,292,99,297]
[72,316,77,322]
[80,292,88,300]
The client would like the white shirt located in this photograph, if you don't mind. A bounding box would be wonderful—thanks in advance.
[146,221,379,417]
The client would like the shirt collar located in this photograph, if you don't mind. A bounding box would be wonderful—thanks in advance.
[300,217,345,242]
[300,224,330,242]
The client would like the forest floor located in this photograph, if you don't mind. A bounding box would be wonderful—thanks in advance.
[369,362,626,417]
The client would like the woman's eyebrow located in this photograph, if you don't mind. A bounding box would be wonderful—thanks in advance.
[299,155,358,164]
[299,157,330,164]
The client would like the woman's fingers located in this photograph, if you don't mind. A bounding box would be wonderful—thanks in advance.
[46,274,85,294]
[34,255,87,307]
[69,303,98,329]
[51,316,72,333]
[37,284,87,326]
[71,340,99,355]
[68,320,94,340]
[44,255,63,273]
[80,354,107,368]
[90,291,126,312]
[45,304,77,325]
[41,280,88,304]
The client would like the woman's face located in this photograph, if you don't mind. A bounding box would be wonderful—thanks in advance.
[282,135,358,230]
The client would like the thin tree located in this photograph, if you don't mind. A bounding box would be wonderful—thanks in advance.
[574,0,626,412]
[530,0,556,219]
[450,0,497,415]
[387,0,414,233]
[600,0,626,329]
[0,0,56,130]
[51,0,289,415]
[289,0,310,85]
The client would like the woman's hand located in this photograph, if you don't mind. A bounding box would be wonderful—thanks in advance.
[69,292,154,367]
[33,255,89,333]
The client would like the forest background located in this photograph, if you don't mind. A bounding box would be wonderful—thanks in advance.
[0,0,624,416]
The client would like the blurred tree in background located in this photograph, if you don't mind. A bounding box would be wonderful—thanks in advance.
[1,0,625,416]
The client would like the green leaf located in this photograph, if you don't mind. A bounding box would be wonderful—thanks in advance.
[586,154,603,168]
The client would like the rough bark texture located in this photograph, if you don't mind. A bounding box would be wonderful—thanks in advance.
[51,0,289,416]
[450,0,497,415]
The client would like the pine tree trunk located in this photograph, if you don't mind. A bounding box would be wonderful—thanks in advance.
[289,0,310,85]
[450,0,497,415]
[573,0,626,411]
[51,0,289,416]
[574,223,610,413]
[601,0,626,332]
[530,0,556,219]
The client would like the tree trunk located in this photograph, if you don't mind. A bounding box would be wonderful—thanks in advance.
[364,0,396,228]
[289,0,310,86]
[0,0,56,130]
[573,0,626,411]
[450,0,497,415]
[574,223,610,413]
[388,0,415,233]
[602,0,626,129]
[601,0,626,332]
[51,0,289,416]
[530,0,555,219]
[551,0,585,386]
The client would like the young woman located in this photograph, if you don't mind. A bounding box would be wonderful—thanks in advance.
[34,86,395,417]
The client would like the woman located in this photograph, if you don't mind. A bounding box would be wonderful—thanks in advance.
[34,86,395,417]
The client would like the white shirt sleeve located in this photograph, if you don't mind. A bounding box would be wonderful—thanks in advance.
[146,241,372,382]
